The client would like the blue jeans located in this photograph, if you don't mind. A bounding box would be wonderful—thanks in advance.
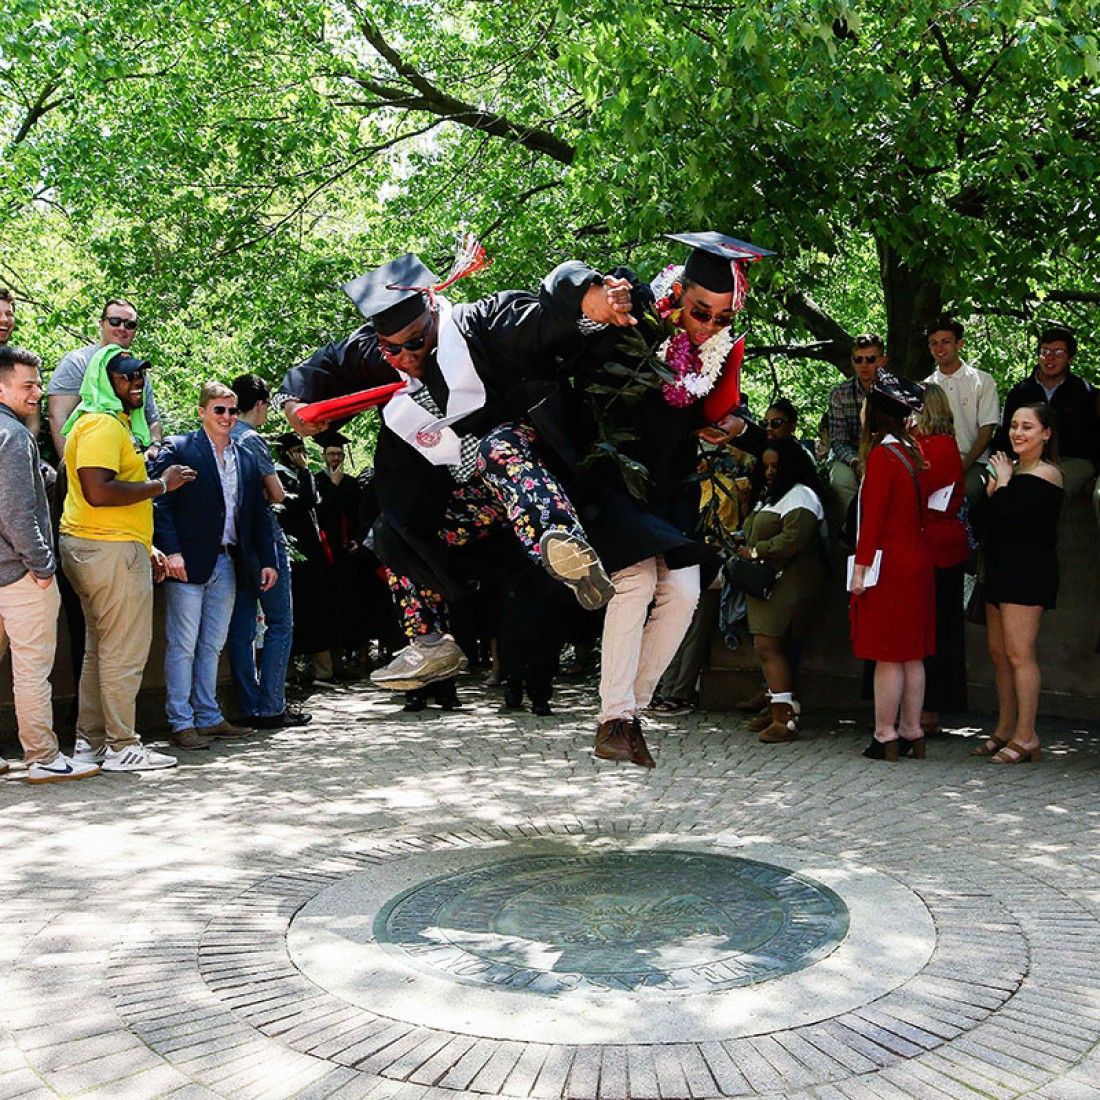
[226,541,292,718]
[164,552,237,732]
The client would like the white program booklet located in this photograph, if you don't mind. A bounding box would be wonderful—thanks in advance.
[927,484,954,512]
[847,550,883,592]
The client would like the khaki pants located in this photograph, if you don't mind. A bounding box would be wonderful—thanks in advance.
[60,537,152,751]
[828,459,859,519]
[0,573,61,764]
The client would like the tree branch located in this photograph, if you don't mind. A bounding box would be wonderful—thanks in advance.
[1046,289,1100,305]
[8,79,64,148]
[928,21,976,95]
[745,340,848,365]
[354,16,576,165]
[213,121,443,259]
[781,291,852,348]
[480,180,564,240]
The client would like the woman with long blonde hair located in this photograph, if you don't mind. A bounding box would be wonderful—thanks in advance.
[912,384,969,734]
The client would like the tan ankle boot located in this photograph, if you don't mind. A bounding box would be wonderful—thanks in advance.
[759,701,799,743]
[747,703,772,732]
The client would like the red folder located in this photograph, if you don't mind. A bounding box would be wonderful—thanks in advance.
[700,335,745,423]
[295,382,406,424]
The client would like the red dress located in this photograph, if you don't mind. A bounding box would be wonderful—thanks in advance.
[849,440,936,662]
[916,433,968,569]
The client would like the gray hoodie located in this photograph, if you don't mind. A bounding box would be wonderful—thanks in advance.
[0,403,55,586]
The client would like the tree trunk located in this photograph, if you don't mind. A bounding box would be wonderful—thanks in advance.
[877,240,942,380]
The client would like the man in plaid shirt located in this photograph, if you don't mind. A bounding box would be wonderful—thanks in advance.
[827,333,884,516]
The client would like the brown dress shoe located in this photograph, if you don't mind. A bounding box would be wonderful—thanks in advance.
[196,720,254,739]
[629,718,656,769]
[594,718,634,761]
[170,729,213,750]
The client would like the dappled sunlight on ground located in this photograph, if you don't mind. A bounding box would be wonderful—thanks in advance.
[1,674,1098,1096]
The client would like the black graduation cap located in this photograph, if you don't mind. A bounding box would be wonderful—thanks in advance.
[274,431,308,452]
[342,253,438,335]
[868,371,925,418]
[106,353,151,377]
[315,429,351,449]
[666,232,775,293]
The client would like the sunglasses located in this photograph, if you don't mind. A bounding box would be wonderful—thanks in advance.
[687,305,734,328]
[105,317,139,331]
[209,405,240,417]
[378,319,432,357]
[852,354,879,364]
[765,417,789,429]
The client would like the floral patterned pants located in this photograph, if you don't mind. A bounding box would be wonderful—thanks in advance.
[385,421,584,639]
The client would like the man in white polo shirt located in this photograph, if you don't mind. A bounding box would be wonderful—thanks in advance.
[924,316,1000,505]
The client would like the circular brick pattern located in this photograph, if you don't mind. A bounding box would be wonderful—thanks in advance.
[286,836,935,1046]
[372,850,850,993]
[9,692,1096,1100]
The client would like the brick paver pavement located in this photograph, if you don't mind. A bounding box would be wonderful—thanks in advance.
[1,677,1098,1099]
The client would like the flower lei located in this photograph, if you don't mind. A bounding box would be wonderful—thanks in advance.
[656,326,735,409]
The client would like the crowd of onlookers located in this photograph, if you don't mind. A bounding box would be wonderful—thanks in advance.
[0,286,1095,783]
[653,317,1095,761]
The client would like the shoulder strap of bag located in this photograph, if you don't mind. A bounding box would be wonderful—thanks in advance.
[883,441,926,533]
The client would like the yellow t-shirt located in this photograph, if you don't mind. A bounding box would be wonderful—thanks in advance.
[60,413,153,548]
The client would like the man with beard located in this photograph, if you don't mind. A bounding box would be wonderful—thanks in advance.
[0,347,99,783]
[61,346,195,772]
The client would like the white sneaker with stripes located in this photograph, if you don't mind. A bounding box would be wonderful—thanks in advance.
[73,737,107,765]
[101,744,177,772]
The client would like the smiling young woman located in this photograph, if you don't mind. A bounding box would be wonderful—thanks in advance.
[973,403,1064,764]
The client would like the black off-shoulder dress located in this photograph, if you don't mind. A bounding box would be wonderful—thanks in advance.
[982,474,1064,609]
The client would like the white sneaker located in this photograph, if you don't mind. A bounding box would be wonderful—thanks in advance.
[27,753,101,785]
[73,737,107,765]
[101,744,178,772]
[369,635,468,691]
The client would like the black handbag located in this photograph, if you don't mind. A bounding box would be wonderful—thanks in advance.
[965,580,987,626]
[725,556,782,599]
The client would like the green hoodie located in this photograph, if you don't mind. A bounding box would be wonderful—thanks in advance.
[61,343,152,447]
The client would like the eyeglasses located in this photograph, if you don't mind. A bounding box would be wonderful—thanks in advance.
[687,305,734,328]
[105,317,138,331]
[765,417,789,429]
[1038,347,1069,359]
[209,405,240,417]
[852,354,879,364]
[378,319,432,357]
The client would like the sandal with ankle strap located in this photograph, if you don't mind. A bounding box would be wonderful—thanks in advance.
[990,739,1041,764]
[971,734,1010,757]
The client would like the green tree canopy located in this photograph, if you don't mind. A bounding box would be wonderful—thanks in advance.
[2,0,1096,439]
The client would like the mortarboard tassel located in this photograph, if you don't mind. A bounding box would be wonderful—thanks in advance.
[433,231,493,293]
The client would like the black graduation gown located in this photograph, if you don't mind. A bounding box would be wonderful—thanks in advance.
[546,281,708,575]
[274,463,331,655]
[278,263,603,599]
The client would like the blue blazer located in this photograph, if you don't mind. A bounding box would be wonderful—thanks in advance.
[152,429,276,593]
